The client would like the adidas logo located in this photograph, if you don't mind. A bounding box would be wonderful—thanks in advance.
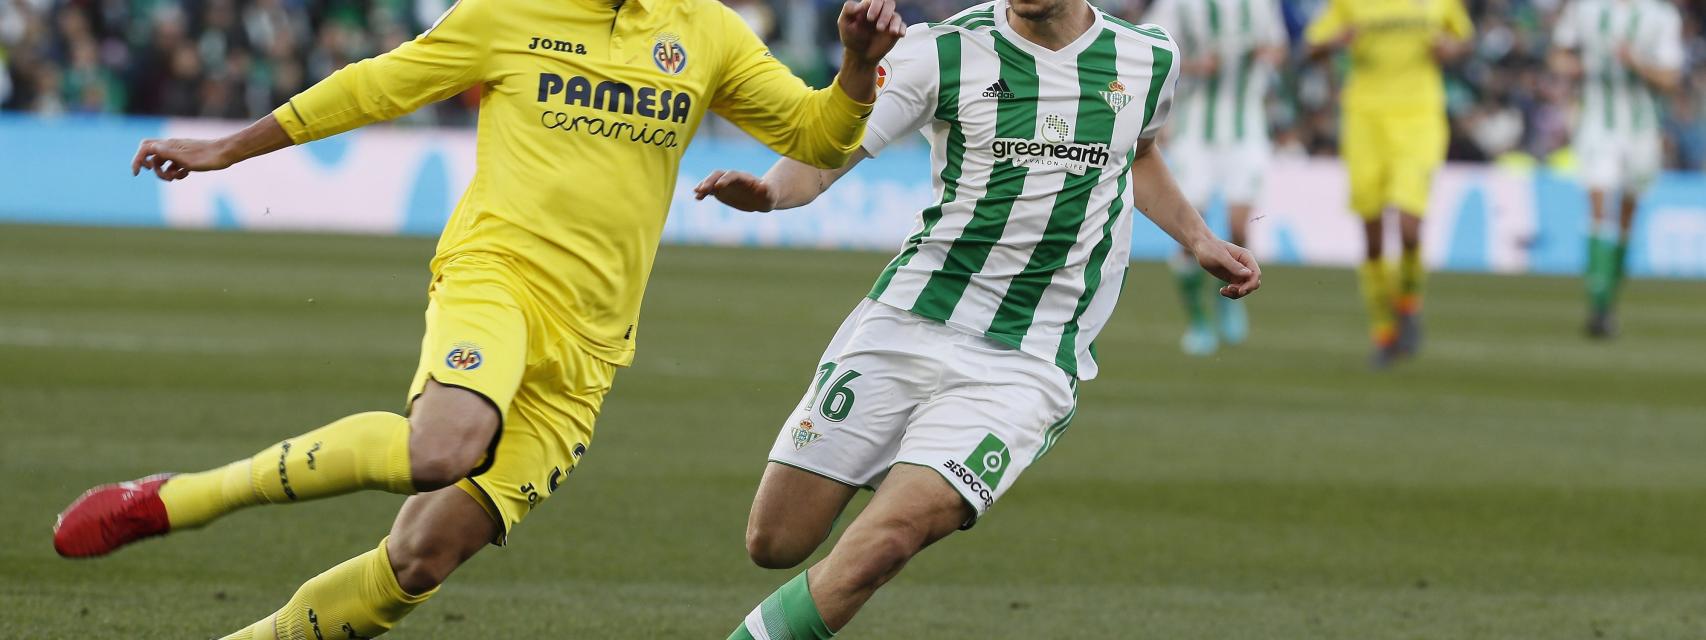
[981,79,1016,100]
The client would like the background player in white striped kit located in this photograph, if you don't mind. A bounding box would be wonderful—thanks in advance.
[1550,0,1685,338]
[695,0,1260,636]
[1144,0,1286,356]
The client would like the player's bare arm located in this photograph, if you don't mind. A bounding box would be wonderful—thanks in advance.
[692,150,869,212]
[834,0,908,103]
[1129,140,1261,299]
[1431,34,1471,63]
[1306,27,1354,60]
[1615,45,1682,95]
[1183,53,1221,77]
[130,115,292,182]
[1549,48,1583,81]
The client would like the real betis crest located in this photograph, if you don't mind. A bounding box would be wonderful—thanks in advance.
[792,418,822,450]
[1101,80,1133,114]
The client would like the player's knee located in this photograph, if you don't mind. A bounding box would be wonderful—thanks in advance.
[746,525,812,570]
[408,451,477,491]
[387,535,462,594]
[406,423,492,490]
[407,388,500,490]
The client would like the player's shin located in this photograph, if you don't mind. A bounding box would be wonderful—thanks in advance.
[1585,218,1621,314]
[220,537,434,640]
[1169,250,1209,324]
[1357,260,1397,346]
[729,571,836,640]
[1396,246,1425,315]
[159,412,414,529]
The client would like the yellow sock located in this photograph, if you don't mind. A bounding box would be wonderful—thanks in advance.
[1396,247,1424,314]
[160,412,414,529]
[1357,260,1396,344]
[220,537,435,640]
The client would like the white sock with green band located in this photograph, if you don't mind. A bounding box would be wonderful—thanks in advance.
[728,571,835,640]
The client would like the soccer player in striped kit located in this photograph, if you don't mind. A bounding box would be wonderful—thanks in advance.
[1551,0,1686,338]
[1145,0,1287,355]
[695,0,1260,635]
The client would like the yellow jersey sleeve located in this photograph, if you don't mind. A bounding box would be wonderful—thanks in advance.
[1442,0,1474,41]
[1303,0,1348,46]
[709,6,874,169]
[271,0,492,143]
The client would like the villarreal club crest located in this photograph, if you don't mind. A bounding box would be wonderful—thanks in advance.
[653,32,687,75]
[445,342,484,370]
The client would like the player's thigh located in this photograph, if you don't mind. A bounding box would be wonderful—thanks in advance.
[387,486,498,592]
[1340,110,1387,218]
[747,462,859,563]
[456,335,616,545]
[891,341,1076,528]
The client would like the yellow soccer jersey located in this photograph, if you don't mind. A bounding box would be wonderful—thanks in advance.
[1305,0,1473,114]
[272,0,872,365]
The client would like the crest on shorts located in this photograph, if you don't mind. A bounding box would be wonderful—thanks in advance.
[1101,80,1133,114]
[653,32,688,75]
[792,418,822,450]
[444,342,483,370]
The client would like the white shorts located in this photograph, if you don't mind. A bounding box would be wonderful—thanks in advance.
[1169,140,1270,208]
[1577,129,1661,194]
[767,299,1078,527]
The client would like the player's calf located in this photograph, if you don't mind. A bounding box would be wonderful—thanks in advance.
[799,465,969,630]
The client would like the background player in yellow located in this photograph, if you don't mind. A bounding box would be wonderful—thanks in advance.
[1306,0,1472,367]
[50,0,905,637]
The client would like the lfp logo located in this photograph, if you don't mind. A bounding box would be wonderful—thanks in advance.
[653,33,687,75]
[445,342,484,370]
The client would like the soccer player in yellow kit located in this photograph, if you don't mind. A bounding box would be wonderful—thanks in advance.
[50,0,905,637]
[1306,0,1471,367]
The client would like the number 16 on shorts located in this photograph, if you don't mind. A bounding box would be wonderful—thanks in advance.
[804,362,860,421]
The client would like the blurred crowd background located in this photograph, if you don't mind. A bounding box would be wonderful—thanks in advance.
[2,0,1704,170]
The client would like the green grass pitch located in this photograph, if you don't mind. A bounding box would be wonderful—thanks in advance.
[3,223,1705,639]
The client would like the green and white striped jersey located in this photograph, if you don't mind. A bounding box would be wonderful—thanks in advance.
[1554,0,1684,139]
[860,1,1181,380]
[1143,0,1284,146]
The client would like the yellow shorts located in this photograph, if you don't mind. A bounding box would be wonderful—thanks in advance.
[1341,108,1448,218]
[405,254,616,545]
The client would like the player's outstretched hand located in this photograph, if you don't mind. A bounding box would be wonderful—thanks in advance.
[131,138,233,181]
[838,0,906,66]
[693,170,777,212]
[1193,239,1261,299]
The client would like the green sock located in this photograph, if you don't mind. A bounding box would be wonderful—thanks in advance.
[730,572,834,640]
[1170,253,1208,328]
[1609,239,1630,305]
[1585,233,1619,313]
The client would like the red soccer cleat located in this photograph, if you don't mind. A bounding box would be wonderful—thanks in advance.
[53,474,175,558]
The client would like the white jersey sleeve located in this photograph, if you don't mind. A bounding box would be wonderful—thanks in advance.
[1139,31,1182,140]
[1142,0,1182,41]
[862,24,941,157]
[1553,2,1581,50]
[1644,3,1685,73]
[1258,0,1287,49]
